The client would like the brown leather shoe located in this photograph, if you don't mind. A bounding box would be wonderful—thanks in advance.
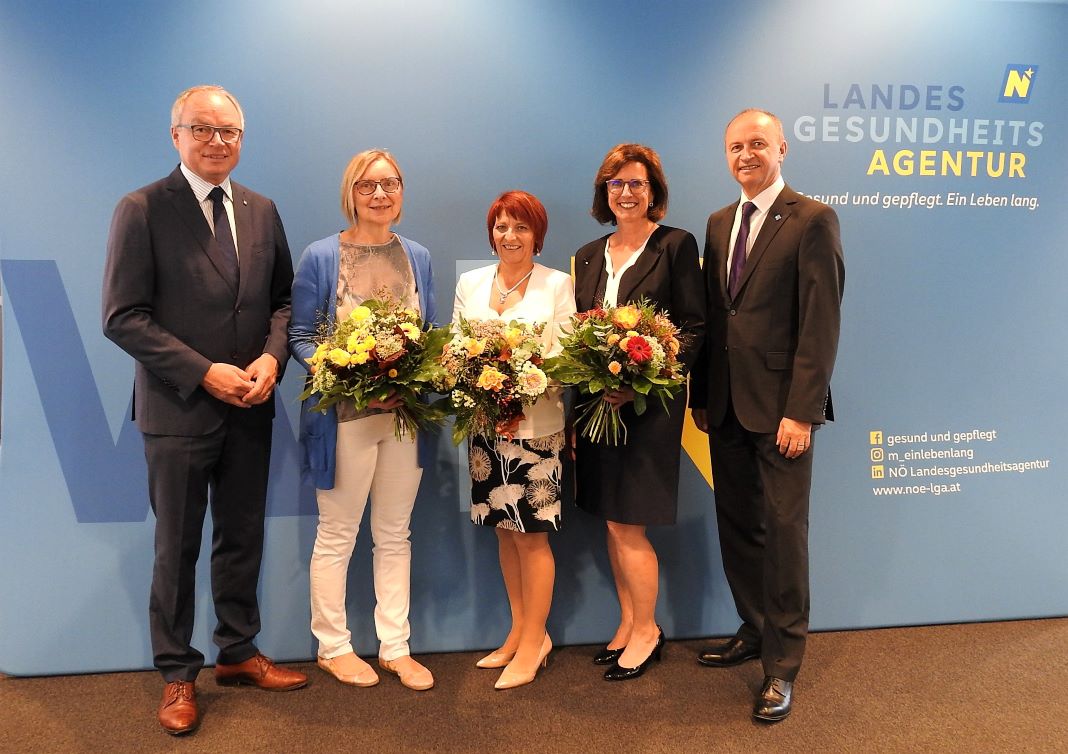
[158,680,198,735]
[215,653,308,691]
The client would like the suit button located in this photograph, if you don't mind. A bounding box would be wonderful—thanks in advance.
[729,309,737,316]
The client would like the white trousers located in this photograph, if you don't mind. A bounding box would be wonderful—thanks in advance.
[310,413,422,661]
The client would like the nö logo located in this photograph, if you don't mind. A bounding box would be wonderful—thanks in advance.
[999,64,1037,103]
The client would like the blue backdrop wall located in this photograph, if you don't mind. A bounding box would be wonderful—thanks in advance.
[2,0,1065,675]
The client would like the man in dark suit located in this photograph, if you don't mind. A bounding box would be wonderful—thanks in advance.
[690,109,844,722]
[102,85,306,735]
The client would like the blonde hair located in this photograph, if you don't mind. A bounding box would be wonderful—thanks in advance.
[170,85,244,128]
[340,149,405,226]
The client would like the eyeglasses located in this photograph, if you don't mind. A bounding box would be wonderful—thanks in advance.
[606,179,650,195]
[354,177,403,195]
[175,124,243,144]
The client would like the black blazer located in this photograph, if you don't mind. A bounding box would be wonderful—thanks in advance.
[572,225,706,526]
[690,185,844,433]
[102,166,293,436]
[574,225,705,373]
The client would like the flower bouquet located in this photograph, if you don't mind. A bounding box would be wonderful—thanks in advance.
[437,317,549,444]
[544,299,686,445]
[299,297,452,439]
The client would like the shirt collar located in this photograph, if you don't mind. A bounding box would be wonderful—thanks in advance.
[739,175,786,215]
[180,163,233,203]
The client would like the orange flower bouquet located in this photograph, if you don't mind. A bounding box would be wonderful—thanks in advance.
[544,299,686,445]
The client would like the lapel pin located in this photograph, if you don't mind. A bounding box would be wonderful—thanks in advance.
[242,199,248,206]
[774,213,781,221]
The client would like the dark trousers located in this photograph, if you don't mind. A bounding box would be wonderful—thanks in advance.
[143,415,271,682]
[707,401,813,681]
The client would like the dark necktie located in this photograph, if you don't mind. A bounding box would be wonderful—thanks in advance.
[208,186,240,285]
[728,201,757,300]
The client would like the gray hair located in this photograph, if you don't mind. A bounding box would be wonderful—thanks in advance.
[170,85,245,129]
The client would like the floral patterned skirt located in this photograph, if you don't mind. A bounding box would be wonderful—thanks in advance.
[468,431,565,533]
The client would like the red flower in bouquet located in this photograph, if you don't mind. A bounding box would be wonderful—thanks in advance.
[624,335,653,365]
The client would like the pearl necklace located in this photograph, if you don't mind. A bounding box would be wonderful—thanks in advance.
[494,265,534,305]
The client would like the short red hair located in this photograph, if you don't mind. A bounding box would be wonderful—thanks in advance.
[486,190,549,255]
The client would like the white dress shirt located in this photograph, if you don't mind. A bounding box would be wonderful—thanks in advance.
[725,175,785,278]
[180,163,239,257]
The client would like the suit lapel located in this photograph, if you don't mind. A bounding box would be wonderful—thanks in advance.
[617,226,665,305]
[165,168,214,258]
[735,187,797,296]
[575,238,607,311]
[163,167,239,297]
[715,204,738,300]
[233,182,252,303]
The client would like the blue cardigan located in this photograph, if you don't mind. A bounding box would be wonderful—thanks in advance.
[288,233,436,490]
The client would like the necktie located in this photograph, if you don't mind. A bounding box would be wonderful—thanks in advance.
[728,201,757,300]
[208,186,240,285]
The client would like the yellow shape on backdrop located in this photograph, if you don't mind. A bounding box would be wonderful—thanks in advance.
[681,408,714,489]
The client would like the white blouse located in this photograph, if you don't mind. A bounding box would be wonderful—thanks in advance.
[601,230,655,307]
[452,263,577,439]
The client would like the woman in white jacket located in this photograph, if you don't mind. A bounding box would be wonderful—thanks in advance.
[452,190,575,690]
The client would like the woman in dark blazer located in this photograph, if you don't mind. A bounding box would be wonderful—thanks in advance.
[573,143,705,681]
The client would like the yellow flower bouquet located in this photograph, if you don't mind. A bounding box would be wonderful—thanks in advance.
[437,317,549,444]
[299,298,452,439]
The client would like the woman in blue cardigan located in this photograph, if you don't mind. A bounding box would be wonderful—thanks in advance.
[289,150,436,692]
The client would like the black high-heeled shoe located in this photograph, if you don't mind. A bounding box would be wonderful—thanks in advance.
[592,646,623,666]
[603,627,664,681]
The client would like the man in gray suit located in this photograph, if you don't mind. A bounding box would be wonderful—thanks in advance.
[691,109,844,722]
[103,85,305,735]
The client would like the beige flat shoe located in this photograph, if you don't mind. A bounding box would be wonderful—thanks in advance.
[476,649,517,669]
[379,655,434,691]
[317,653,380,687]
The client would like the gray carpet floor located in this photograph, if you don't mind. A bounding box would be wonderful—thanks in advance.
[2,618,1065,753]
